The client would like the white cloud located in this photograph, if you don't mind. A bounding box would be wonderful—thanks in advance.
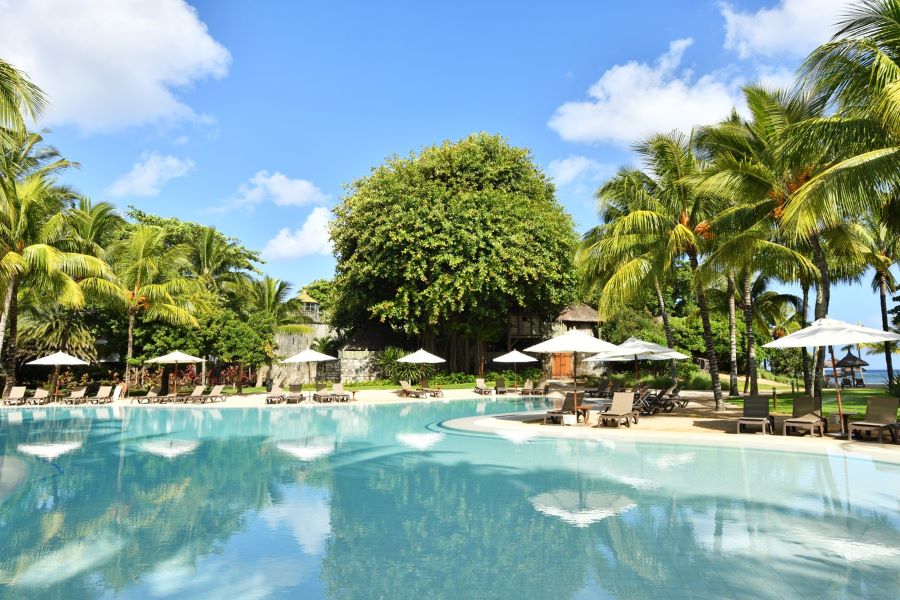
[224,171,329,211]
[720,0,849,59]
[0,0,230,133]
[548,39,741,146]
[547,156,612,186]
[262,207,333,260]
[107,152,195,198]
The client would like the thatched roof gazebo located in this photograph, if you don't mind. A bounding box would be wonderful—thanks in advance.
[834,350,868,387]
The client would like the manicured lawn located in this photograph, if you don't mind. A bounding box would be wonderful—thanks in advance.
[726,387,898,419]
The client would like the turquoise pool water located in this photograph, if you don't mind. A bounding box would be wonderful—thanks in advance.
[1,400,898,599]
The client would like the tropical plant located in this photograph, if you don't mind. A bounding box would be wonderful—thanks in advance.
[105,225,198,386]
[0,132,118,391]
[583,131,726,408]
[694,86,828,396]
[0,58,46,138]
[578,168,678,381]
[851,209,900,383]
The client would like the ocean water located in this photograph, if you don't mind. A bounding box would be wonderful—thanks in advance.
[1,401,898,599]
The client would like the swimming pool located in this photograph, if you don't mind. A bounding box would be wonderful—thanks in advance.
[1,400,898,599]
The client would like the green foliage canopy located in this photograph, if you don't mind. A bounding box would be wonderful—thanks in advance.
[331,133,579,340]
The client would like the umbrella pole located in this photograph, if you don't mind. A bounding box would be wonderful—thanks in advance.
[828,346,845,435]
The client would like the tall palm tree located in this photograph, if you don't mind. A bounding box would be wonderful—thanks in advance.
[0,58,46,136]
[0,132,117,392]
[236,275,311,333]
[583,131,726,408]
[106,225,198,387]
[786,0,900,242]
[694,87,826,396]
[851,210,900,383]
[578,169,678,381]
[66,197,125,257]
[188,226,255,293]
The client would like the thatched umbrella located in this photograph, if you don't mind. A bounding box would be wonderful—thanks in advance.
[834,350,869,387]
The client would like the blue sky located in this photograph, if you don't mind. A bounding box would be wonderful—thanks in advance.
[1,0,889,364]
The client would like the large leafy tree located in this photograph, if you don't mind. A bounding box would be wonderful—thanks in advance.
[331,133,578,370]
[106,225,198,387]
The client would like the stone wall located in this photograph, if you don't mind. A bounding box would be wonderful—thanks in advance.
[261,329,379,385]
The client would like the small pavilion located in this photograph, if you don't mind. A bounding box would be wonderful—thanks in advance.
[834,350,868,387]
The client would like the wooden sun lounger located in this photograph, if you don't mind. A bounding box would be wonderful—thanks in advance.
[313,383,332,403]
[266,386,286,404]
[176,385,207,403]
[399,381,426,398]
[63,387,87,405]
[598,392,639,428]
[783,396,825,437]
[544,392,578,425]
[89,385,113,404]
[331,382,351,402]
[474,378,491,395]
[494,378,508,394]
[197,384,226,403]
[737,396,774,434]
[848,397,899,443]
[30,388,51,405]
[133,388,160,404]
[419,381,443,397]
[3,386,27,406]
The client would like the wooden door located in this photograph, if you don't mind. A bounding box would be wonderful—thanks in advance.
[551,353,573,378]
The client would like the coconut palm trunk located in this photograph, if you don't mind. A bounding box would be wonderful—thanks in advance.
[800,282,811,395]
[810,236,830,398]
[125,312,136,389]
[878,271,894,385]
[727,273,739,396]
[742,272,758,396]
[0,281,14,361]
[690,252,724,410]
[654,280,677,381]
[2,277,20,395]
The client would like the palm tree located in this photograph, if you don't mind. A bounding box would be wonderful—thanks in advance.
[106,225,198,387]
[188,226,255,293]
[0,59,46,136]
[66,197,125,257]
[694,87,827,396]
[233,275,311,333]
[851,210,900,383]
[786,0,900,243]
[578,169,678,381]
[582,131,726,409]
[0,132,117,392]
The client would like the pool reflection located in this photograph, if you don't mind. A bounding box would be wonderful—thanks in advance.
[0,403,897,599]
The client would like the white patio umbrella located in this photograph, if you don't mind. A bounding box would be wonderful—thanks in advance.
[586,338,688,376]
[763,317,900,433]
[145,351,204,395]
[281,348,337,387]
[525,330,619,398]
[493,349,538,389]
[26,351,90,398]
[397,348,446,384]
